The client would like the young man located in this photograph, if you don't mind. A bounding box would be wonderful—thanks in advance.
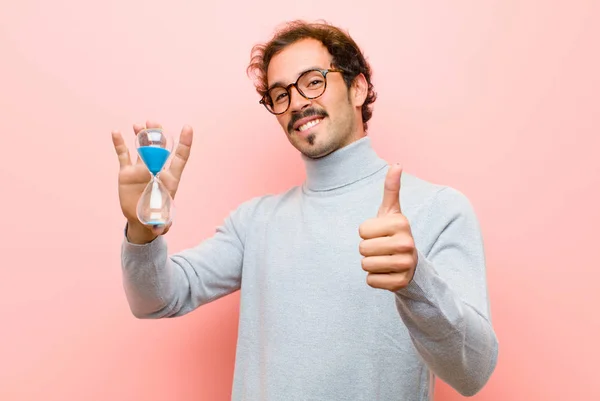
[112,20,498,401]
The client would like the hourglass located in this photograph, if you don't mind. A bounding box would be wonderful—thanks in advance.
[135,127,174,228]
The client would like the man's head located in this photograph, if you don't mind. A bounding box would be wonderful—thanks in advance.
[247,21,377,159]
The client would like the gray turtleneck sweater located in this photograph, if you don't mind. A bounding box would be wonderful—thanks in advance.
[121,137,498,401]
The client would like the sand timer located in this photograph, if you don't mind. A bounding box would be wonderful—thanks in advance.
[135,127,174,228]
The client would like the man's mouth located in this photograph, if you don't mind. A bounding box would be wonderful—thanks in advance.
[288,109,328,134]
[297,118,323,132]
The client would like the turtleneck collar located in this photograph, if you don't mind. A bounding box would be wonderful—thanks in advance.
[302,136,388,192]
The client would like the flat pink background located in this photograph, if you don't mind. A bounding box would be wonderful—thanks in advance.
[1,1,599,400]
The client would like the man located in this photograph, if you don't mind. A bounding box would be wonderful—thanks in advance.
[112,20,498,400]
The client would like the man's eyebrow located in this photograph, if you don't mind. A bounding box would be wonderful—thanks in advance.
[267,66,323,91]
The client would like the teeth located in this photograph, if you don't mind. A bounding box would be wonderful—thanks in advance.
[298,119,322,132]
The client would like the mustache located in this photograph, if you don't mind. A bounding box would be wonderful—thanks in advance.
[288,108,329,133]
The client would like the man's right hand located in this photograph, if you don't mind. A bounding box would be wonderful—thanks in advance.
[111,121,194,244]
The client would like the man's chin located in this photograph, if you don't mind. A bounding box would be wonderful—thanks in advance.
[291,130,319,149]
[295,137,338,159]
[289,128,318,145]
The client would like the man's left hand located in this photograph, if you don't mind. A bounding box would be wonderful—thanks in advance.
[358,164,418,292]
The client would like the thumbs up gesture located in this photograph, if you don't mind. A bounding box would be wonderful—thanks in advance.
[358,164,418,292]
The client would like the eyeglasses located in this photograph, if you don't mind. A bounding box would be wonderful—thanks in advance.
[259,68,343,115]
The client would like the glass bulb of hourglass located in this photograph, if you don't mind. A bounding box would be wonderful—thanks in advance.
[137,176,174,227]
[134,128,175,228]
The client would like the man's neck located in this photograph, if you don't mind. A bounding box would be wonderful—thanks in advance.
[302,136,387,192]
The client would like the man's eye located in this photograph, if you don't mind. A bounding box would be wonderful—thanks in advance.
[275,93,288,103]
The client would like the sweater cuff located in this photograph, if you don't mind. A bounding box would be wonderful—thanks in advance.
[395,248,436,301]
[121,223,166,260]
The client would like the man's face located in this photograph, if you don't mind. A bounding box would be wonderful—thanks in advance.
[266,38,366,159]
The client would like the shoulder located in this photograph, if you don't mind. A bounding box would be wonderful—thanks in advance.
[400,173,483,255]
[401,172,478,224]
[227,185,302,222]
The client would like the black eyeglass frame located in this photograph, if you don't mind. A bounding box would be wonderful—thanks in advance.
[259,68,344,115]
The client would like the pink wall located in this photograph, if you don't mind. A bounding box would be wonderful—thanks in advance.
[1,1,599,400]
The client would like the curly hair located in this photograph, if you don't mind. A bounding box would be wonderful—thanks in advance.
[247,20,377,132]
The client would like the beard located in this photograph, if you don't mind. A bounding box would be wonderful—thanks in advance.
[294,126,339,159]
[287,107,327,156]
[287,101,357,159]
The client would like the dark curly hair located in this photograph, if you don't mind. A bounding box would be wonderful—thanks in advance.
[247,20,377,132]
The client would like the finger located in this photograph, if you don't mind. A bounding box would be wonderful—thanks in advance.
[161,221,172,235]
[359,234,415,257]
[133,123,145,134]
[132,123,146,164]
[146,120,162,129]
[359,215,408,239]
[361,254,413,274]
[366,272,411,291]
[149,220,171,236]
[111,130,132,169]
[150,225,165,235]
[378,164,403,217]
[168,125,193,181]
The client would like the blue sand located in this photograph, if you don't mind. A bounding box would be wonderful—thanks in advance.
[145,221,166,226]
[138,146,170,175]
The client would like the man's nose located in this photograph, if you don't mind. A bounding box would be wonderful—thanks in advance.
[288,85,311,112]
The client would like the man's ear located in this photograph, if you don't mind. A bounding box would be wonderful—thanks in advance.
[350,73,368,107]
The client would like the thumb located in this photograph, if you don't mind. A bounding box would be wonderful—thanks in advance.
[150,221,172,236]
[378,164,403,216]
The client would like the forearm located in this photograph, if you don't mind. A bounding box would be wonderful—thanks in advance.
[120,211,246,318]
[121,234,184,318]
[394,252,498,396]
[120,221,172,318]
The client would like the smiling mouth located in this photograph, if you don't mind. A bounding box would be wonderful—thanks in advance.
[297,118,323,132]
